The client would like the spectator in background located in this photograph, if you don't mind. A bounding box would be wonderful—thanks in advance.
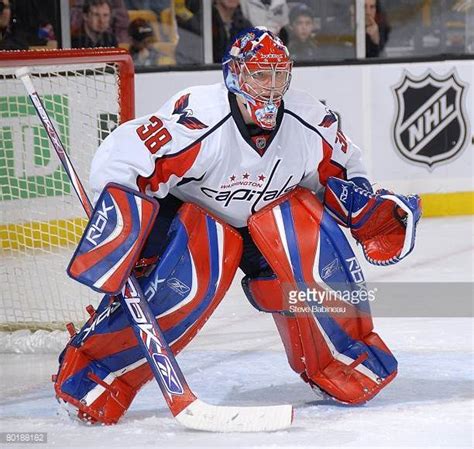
[72,0,118,48]
[213,0,252,62]
[175,0,252,64]
[71,0,130,44]
[287,4,317,62]
[174,0,201,33]
[0,0,28,49]
[10,0,58,47]
[128,18,160,66]
[175,0,200,35]
[239,0,289,42]
[365,0,390,57]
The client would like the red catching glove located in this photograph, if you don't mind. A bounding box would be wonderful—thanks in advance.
[324,177,422,265]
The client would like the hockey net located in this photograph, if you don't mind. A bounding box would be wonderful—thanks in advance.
[0,49,134,338]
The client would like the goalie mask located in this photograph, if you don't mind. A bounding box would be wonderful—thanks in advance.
[223,27,293,130]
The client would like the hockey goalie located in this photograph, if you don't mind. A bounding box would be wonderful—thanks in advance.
[54,27,422,425]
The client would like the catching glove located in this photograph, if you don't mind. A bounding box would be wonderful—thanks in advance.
[324,177,422,265]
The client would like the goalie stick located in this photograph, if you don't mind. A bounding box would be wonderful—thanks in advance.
[16,67,293,432]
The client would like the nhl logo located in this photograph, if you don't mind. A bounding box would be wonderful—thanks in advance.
[392,70,469,169]
[255,136,267,150]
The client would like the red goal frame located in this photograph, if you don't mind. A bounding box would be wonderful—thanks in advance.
[0,48,135,123]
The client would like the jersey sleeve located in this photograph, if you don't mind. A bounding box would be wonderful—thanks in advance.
[316,109,370,189]
[89,92,212,204]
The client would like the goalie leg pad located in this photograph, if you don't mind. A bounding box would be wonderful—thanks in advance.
[54,203,242,424]
[247,187,397,404]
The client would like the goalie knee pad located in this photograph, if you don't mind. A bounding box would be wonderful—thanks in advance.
[54,203,242,424]
[245,187,397,404]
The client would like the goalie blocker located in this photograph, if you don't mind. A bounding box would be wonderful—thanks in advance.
[67,183,159,295]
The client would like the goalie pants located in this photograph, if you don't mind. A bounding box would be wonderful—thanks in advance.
[145,195,271,278]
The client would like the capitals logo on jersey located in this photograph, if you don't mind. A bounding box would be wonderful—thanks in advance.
[392,70,469,169]
[200,159,296,213]
[173,93,208,130]
[318,109,337,128]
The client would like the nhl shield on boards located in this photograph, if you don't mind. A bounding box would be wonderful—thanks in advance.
[392,70,469,169]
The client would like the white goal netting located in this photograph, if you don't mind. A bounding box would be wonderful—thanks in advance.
[0,50,134,335]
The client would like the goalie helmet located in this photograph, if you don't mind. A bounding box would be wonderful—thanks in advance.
[223,27,293,130]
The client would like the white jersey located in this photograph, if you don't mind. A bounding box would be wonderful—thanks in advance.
[90,83,368,228]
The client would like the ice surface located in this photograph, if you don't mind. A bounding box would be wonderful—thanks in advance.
[0,216,472,448]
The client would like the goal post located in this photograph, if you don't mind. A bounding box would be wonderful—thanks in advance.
[0,48,135,331]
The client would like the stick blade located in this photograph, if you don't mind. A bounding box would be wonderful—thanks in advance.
[175,399,293,432]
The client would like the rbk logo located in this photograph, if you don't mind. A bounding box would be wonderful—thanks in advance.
[167,278,190,296]
[173,93,208,130]
[321,258,340,280]
[85,199,115,246]
[123,288,185,395]
[80,301,121,341]
[346,257,365,284]
[340,184,349,203]
[153,353,184,395]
